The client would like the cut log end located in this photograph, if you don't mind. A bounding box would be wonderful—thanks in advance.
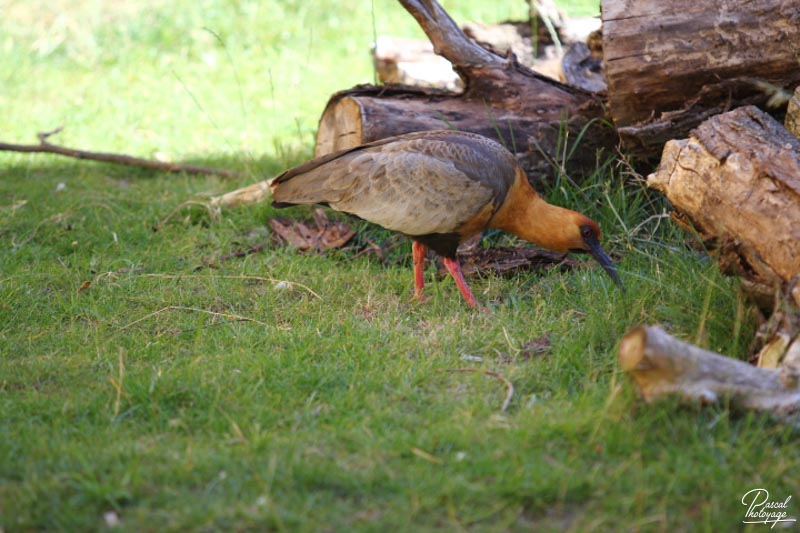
[618,326,647,372]
[619,325,800,422]
[315,97,365,157]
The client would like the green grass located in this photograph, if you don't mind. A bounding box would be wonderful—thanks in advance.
[1,1,798,531]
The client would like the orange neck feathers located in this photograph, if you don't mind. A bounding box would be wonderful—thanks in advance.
[489,168,596,253]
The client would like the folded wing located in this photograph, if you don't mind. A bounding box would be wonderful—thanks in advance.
[271,131,517,237]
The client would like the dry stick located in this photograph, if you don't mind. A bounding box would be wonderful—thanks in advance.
[0,127,242,179]
[110,347,126,419]
[137,273,322,300]
[119,305,271,331]
[410,447,443,464]
[447,368,515,412]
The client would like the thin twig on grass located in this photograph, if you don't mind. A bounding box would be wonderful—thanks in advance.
[0,127,242,178]
[119,305,271,331]
[110,347,126,419]
[628,213,671,238]
[137,273,322,300]
[410,447,443,464]
[446,368,515,412]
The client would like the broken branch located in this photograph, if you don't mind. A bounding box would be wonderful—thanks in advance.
[0,127,242,179]
[618,325,800,425]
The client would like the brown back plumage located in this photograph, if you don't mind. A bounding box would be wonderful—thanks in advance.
[270,130,519,239]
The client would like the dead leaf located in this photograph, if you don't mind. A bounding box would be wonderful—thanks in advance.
[520,335,551,359]
[77,280,92,294]
[269,208,355,252]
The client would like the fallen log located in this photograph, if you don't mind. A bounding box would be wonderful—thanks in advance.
[648,105,800,368]
[647,106,800,309]
[315,0,613,180]
[601,0,800,151]
[618,325,800,425]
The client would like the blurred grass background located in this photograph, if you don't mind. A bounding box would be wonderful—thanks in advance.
[1,1,797,531]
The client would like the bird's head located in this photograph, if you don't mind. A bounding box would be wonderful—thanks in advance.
[564,215,624,290]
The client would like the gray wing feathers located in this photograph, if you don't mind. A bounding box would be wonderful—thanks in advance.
[334,150,494,235]
[271,132,517,236]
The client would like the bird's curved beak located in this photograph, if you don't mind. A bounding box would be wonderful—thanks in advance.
[583,235,624,290]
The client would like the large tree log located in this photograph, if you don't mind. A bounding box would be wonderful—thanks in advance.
[619,325,800,424]
[601,0,800,151]
[315,0,613,181]
[647,106,800,309]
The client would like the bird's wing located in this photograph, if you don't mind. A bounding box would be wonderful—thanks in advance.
[271,132,517,236]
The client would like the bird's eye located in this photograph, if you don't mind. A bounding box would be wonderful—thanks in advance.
[580,226,594,239]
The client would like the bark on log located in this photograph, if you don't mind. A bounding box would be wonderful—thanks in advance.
[619,325,800,424]
[316,0,612,181]
[647,106,800,309]
[786,86,800,140]
[602,0,800,151]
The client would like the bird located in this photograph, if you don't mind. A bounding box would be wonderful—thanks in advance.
[270,130,622,307]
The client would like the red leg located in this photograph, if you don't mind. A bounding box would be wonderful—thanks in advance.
[411,241,427,301]
[442,257,478,308]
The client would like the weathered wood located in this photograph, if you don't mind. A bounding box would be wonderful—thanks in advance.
[314,86,605,178]
[372,36,462,90]
[373,16,604,92]
[602,0,800,151]
[619,325,800,424]
[316,0,613,180]
[647,106,800,308]
[562,41,605,94]
[210,180,272,208]
[462,21,539,67]
[786,86,800,140]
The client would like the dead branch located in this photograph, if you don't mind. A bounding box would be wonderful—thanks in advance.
[137,273,323,300]
[209,180,272,208]
[119,304,271,331]
[618,325,800,425]
[398,0,498,71]
[0,127,242,179]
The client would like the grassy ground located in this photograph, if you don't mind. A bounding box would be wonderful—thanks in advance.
[1,1,797,531]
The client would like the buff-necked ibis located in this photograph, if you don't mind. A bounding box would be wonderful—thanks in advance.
[271,130,622,307]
